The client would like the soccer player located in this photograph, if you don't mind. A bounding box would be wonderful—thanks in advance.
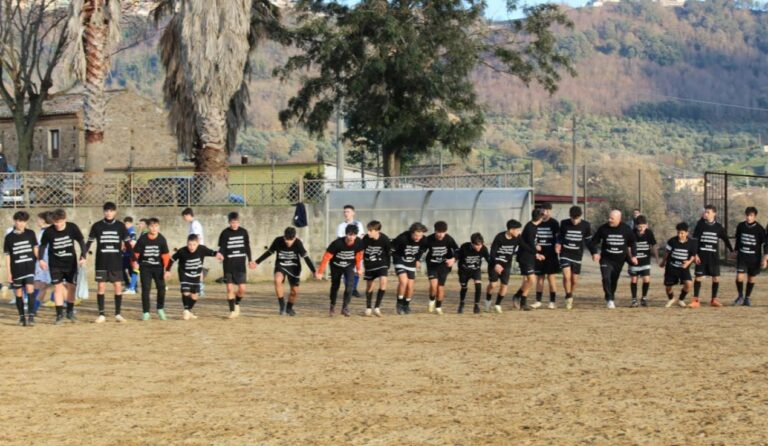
[510,212,544,311]
[167,234,221,320]
[182,207,206,296]
[628,215,658,308]
[691,204,733,308]
[34,211,53,310]
[38,209,87,324]
[4,211,38,326]
[486,219,525,313]
[122,216,139,295]
[556,205,594,310]
[733,207,768,306]
[85,202,131,323]
[132,218,171,321]
[533,202,560,309]
[391,222,429,315]
[456,232,489,314]
[424,221,459,315]
[315,224,364,317]
[217,212,256,318]
[590,210,637,309]
[336,205,365,297]
[361,220,391,317]
[659,222,696,308]
[255,226,316,316]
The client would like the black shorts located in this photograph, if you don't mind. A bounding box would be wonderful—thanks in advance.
[694,257,720,278]
[517,260,536,276]
[535,254,560,275]
[488,264,511,285]
[95,269,123,283]
[458,269,482,286]
[224,272,247,285]
[628,265,652,277]
[363,268,388,281]
[276,269,301,287]
[427,264,451,286]
[11,275,35,289]
[736,258,761,277]
[559,258,582,275]
[50,268,76,285]
[664,268,692,286]
[181,283,201,294]
[395,265,416,280]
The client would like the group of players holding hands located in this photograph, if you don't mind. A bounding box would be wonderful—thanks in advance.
[3,199,761,325]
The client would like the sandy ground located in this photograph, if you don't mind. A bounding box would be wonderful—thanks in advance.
[1,263,767,446]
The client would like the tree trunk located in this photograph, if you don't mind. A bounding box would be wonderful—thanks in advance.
[13,115,34,171]
[383,146,401,179]
[83,0,109,173]
[195,111,229,177]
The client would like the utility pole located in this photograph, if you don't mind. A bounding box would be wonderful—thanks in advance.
[571,115,578,205]
[335,103,344,187]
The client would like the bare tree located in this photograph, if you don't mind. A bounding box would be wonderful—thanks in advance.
[0,0,72,171]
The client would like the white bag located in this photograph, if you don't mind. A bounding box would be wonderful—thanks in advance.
[76,267,89,300]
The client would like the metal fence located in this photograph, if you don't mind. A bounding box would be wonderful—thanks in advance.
[0,171,532,208]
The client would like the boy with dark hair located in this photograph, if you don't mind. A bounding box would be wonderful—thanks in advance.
[315,224,364,317]
[35,211,53,310]
[361,220,390,317]
[556,205,595,310]
[85,202,132,323]
[167,234,221,320]
[255,226,316,316]
[733,207,768,306]
[336,204,365,297]
[590,210,637,309]
[4,211,38,326]
[456,232,489,314]
[424,221,459,315]
[38,208,86,324]
[533,202,560,309]
[122,216,139,295]
[391,222,429,314]
[691,204,733,308]
[487,219,525,313]
[510,212,544,311]
[659,222,697,308]
[132,218,171,321]
[217,212,256,318]
[628,215,658,308]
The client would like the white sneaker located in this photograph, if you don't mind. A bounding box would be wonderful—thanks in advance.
[547,302,556,310]
[494,304,503,314]
[182,310,192,321]
[123,289,136,295]
[364,308,373,317]
[565,298,573,310]
[228,311,238,319]
[428,300,436,313]
[677,299,687,308]
[665,299,675,308]
[484,299,492,312]
[435,307,444,315]
[607,300,616,309]
[115,314,126,323]
[189,312,198,319]
[94,315,106,324]
[234,304,241,317]
[530,301,542,309]
[373,308,382,317]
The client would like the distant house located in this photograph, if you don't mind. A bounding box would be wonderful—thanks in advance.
[674,178,705,193]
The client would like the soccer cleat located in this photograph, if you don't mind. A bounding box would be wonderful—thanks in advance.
[457,302,465,314]
[428,300,436,313]
[157,309,168,321]
[547,302,556,310]
[435,307,444,315]
[473,304,480,314]
[494,305,502,314]
[286,308,296,317]
[141,312,151,321]
[95,315,107,324]
[512,296,521,310]
[123,289,136,295]
[530,301,542,309]
[606,300,616,309]
[484,299,492,313]
[710,298,722,307]
[329,305,336,317]
[565,297,574,310]
[689,298,701,309]
[373,308,382,317]
[743,297,752,307]
[640,298,648,307]
[630,299,639,308]
[341,307,351,317]
[403,301,412,315]
[665,299,675,308]
[189,312,198,319]
[677,299,687,308]
[228,311,238,319]
[352,290,362,298]
[364,308,373,317]
[18,316,26,326]
[27,315,35,326]
[733,296,744,306]
[182,310,192,321]
[115,314,126,323]
[234,304,241,317]
[54,314,65,325]
[396,302,404,315]
[66,312,77,323]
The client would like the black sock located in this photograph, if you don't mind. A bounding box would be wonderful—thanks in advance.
[286,301,294,311]
[485,292,492,302]
[630,283,638,299]
[66,301,74,314]
[746,282,755,298]
[435,300,442,308]
[693,281,701,298]
[520,295,527,307]
[679,290,688,301]
[15,296,25,316]
[56,305,64,318]
[667,292,674,300]
[459,287,467,303]
[429,295,436,302]
[565,292,573,299]
[278,297,286,312]
[97,294,106,316]
[182,295,190,310]
[549,291,556,303]
[188,298,196,310]
[712,282,720,299]
[495,294,505,305]
[642,282,650,298]
[236,296,243,305]
[366,291,373,308]
[397,295,404,307]
[736,280,744,298]
[474,284,482,303]
[536,292,543,302]
[228,299,236,312]
[115,295,122,315]
[375,289,385,308]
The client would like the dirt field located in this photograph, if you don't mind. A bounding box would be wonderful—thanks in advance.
[1,266,766,445]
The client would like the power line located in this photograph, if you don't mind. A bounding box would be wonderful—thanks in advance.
[635,91,768,113]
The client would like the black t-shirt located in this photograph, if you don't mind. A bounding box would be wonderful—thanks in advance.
[590,223,636,264]
[516,223,539,263]
[490,231,519,267]
[326,237,364,269]
[39,222,85,271]
[634,229,657,267]
[665,237,696,270]
[218,227,252,273]
[424,233,459,265]
[169,245,217,283]
[133,233,170,269]
[692,219,733,256]
[256,237,315,274]
[392,231,428,267]
[88,219,130,271]
[536,218,559,253]
[558,219,593,262]
[735,221,766,262]
[362,234,391,271]
[457,242,490,272]
[4,229,38,279]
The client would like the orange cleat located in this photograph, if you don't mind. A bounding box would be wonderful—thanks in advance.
[689,298,701,309]
[710,298,723,307]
